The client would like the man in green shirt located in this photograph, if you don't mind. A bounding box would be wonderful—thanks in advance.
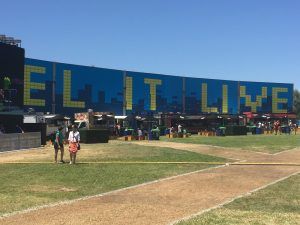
[151,126,160,140]
[54,127,65,163]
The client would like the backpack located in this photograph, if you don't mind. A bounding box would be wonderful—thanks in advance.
[50,132,56,143]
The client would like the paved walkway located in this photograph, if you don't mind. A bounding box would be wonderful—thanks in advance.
[0,143,299,225]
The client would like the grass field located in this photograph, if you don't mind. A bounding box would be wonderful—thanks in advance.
[161,134,300,153]
[178,173,300,225]
[0,143,227,216]
[1,137,299,223]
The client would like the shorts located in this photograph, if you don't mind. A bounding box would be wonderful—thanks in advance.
[54,143,64,150]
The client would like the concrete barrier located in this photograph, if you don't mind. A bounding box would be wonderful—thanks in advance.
[0,132,41,152]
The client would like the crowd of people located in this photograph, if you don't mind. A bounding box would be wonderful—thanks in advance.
[253,120,298,135]
[120,126,161,140]
[167,124,187,134]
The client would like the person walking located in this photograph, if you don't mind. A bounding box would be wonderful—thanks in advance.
[68,125,80,164]
[178,124,182,133]
[294,123,298,135]
[54,126,65,163]
[274,120,280,135]
[138,128,143,140]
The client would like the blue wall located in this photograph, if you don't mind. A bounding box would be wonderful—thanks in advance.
[23,58,293,116]
[126,71,183,114]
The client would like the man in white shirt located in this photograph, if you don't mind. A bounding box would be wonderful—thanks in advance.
[178,124,182,133]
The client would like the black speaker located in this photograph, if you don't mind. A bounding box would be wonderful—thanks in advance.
[0,43,25,111]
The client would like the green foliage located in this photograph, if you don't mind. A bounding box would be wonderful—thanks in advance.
[3,76,11,90]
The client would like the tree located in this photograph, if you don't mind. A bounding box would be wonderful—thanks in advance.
[294,89,300,118]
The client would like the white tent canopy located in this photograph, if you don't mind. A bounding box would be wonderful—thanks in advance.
[115,116,127,119]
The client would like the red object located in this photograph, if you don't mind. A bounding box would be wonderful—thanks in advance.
[243,112,296,119]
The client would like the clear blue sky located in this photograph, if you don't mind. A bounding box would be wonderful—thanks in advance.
[1,0,300,89]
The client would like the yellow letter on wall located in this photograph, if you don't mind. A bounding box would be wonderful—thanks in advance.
[144,78,162,111]
[272,87,288,113]
[202,83,218,113]
[222,85,228,113]
[240,86,267,113]
[63,70,85,108]
[125,76,133,110]
[24,65,46,106]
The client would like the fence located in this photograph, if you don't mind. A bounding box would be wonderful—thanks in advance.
[0,132,41,152]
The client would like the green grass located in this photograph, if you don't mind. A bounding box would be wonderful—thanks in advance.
[79,142,228,162]
[0,144,227,215]
[161,134,300,153]
[178,173,300,225]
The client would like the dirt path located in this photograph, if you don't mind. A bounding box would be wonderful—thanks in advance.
[0,143,300,225]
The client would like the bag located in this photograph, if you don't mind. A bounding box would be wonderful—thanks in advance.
[50,132,56,143]
[73,132,80,150]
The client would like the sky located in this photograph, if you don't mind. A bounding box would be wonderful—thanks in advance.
[1,0,300,89]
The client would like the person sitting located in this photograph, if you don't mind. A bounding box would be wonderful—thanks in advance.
[15,125,24,133]
[0,124,5,134]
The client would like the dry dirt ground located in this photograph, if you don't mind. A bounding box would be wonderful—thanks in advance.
[0,141,300,225]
